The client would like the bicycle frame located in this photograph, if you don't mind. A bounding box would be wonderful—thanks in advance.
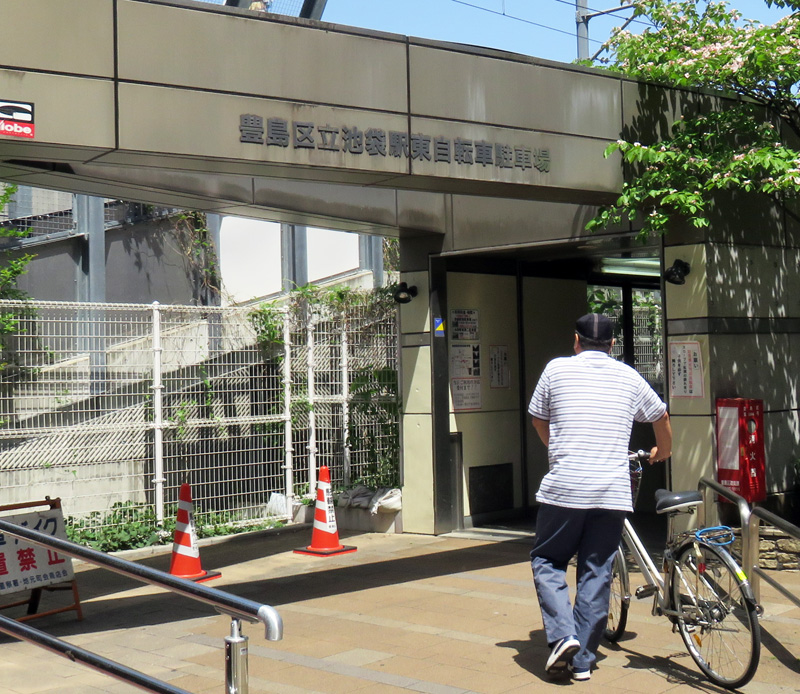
[621,518,667,611]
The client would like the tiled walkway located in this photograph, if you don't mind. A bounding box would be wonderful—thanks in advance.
[0,525,797,693]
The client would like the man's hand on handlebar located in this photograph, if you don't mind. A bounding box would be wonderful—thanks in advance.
[649,446,670,464]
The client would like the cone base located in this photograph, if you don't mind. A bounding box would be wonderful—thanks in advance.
[171,568,222,582]
[294,545,357,557]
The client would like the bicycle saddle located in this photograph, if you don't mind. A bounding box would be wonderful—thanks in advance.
[654,489,703,514]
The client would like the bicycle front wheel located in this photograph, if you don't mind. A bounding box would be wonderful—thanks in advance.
[670,541,760,689]
[605,546,629,642]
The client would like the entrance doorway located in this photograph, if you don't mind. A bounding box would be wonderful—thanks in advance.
[453,254,667,535]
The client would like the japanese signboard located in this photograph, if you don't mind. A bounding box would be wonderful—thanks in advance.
[0,509,73,595]
[450,309,479,341]
[452,377,482,412]
[669,340,704,398]
[239,115,551,175]
[490,345,510,389]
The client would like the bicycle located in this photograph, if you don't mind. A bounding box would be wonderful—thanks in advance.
[604,450,761,689]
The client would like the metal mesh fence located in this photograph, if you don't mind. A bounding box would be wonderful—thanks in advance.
[0,186,76,237]
[0,297,399,535]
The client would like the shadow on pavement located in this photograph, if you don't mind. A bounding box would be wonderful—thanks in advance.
[0,529,531,641]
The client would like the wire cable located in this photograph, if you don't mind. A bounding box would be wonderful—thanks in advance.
[450,0,653,51]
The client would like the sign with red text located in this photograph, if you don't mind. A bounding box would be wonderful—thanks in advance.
[0,509,73,595]
[669,340,704,398]
[0,100,35,139]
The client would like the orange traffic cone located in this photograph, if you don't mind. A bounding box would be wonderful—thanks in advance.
[169,483,221,582]
[295,466,357,557]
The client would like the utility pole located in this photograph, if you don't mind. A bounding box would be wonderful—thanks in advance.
[576,1,636,61]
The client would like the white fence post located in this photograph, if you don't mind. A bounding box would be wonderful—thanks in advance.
[341,316,351,488]
[282,316,294,520]
[307,315,317,495]
[151,301,166,525]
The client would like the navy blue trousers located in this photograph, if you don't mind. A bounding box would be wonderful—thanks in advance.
[530,504,625,671]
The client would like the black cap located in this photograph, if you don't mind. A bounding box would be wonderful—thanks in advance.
[576,313,614,341]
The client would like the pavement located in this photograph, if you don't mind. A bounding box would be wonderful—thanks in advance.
[0,521,798,694]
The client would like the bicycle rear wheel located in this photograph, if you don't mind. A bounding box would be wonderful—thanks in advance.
[670,541,760,689]
[605,546,629,642]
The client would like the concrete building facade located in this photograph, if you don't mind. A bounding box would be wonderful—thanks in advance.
[1,0,797,532]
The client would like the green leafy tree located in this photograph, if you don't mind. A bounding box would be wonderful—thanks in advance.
[588,0,800,239]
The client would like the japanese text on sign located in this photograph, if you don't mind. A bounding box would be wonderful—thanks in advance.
[669,340,704,398]
[450,309,479,341]
[490,345,510,389]
[239,116,551,173]
[0,509,74,595]
[451,377,482,411]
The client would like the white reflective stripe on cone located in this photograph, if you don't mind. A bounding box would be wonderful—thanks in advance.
[172,542,200,558]
[313,518,337,533]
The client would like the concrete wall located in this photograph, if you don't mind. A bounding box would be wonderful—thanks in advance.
[665,197,800,516]
[446,273,520,519]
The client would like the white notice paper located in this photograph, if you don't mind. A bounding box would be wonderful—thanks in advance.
[669,340,704,398]
[452,377,482,411]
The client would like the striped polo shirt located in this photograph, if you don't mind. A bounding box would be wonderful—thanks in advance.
[528,350,667,512]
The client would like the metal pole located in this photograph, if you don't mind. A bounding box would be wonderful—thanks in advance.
[576,0,590,61]
[341,316,351,487]
[307,315,318,494]
[225,619,249,694]
[152,301,165,524]
[283,316,294,520]
[0,518,283,639]
[0,613,191,694]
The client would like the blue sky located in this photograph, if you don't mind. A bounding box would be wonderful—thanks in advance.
[321,0,792,65]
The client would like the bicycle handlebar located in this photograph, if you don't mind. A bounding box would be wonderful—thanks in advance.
[629,449,650,464]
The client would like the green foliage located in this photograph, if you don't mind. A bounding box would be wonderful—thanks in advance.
[249,303,286,356]
[0,185,36,374]
[589,0,800,239]
[349,366,401,488]
[65,501,283,552]
[249,282,398,354]
[66,502,168,552]
[172,211,220,306]
[249,283,401,489]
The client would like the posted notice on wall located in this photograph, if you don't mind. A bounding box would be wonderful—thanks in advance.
[450,309,479,341]
[452,377,482,411]
[450,343,480,377]
[0,509,74,595]
[490,345,510,389]
[669,340,704,398]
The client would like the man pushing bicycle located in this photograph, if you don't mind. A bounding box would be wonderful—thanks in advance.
[528,313,672,681]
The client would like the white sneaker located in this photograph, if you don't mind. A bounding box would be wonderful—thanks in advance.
[568,663,591,681]
[545,636,580,673]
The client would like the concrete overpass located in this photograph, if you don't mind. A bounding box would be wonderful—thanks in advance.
[3,0,795,535]
[0,0,635,242]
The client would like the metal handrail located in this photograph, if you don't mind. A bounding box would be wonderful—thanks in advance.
[698,477,753,579]
[698,477,800,607]
[748,507,800,606]
[0,613,190,694]
[0,518,282,693]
